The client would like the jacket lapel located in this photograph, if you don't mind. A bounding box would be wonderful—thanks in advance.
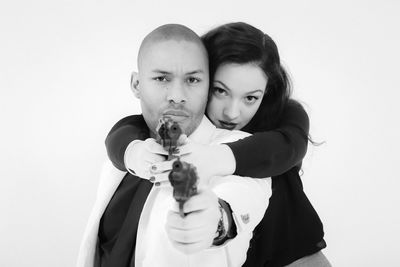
[77,161,126,267]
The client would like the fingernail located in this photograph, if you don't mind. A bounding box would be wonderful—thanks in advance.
[154,182,161,186]
[149,176,155,182]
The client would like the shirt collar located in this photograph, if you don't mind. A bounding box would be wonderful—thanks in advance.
[188,116,216,145]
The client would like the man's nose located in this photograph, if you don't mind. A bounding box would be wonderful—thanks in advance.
[223,101,240,120]
[166,81,187,104]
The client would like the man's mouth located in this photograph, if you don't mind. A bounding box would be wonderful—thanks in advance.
[163,110,190,122]
[219,120,238,130]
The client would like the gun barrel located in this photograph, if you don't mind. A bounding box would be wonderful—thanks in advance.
[156,118,182,159]
[169,159,198,217]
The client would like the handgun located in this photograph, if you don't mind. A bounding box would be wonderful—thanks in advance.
[169,159,198,217]
[156,117,182,160]
[157,117,199,217]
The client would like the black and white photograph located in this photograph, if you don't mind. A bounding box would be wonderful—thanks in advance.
[1,1,399,266]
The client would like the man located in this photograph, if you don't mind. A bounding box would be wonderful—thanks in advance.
[77,24,271,267]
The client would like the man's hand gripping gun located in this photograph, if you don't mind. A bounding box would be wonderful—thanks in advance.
[157,118,198,217]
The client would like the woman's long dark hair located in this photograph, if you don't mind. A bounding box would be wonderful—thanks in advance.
[201,22,292,133]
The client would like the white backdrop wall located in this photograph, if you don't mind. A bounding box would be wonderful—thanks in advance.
[1,1,399,266]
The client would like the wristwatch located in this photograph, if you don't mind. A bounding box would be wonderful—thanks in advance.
[212,198,236,246]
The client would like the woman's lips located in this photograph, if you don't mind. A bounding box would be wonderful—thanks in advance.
[219,120,238,130]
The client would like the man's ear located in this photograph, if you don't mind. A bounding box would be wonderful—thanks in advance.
[130,71,140,99]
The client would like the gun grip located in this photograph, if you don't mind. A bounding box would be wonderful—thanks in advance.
[179,201,185,218]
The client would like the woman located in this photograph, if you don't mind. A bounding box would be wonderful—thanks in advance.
[106,22,329,266]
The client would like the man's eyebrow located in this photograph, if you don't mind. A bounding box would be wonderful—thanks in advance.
[151,70,205,75]
[186,70,205,75]
[151,70,171,74]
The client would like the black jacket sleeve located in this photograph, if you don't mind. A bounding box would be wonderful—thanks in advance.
[105,115,150,171]
[227,100,310,178]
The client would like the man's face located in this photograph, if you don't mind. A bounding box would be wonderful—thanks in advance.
[135,40,209,136]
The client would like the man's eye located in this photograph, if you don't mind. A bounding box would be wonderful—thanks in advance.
[187,77,201,84]
[245,96,258,104]
[154,76,168,82]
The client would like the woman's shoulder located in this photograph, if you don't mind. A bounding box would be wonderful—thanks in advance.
[108,114,146,133]
[113,114,145,126]
[280,99,309,124]
[285,99,307,113]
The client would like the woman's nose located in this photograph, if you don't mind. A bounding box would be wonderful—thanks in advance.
[222,102,240,120]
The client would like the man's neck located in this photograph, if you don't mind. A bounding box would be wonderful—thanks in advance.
[187,116,216,144]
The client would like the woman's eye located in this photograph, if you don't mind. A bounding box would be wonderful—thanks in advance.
[245,95,258,104]
[213,87,227,96]
[187,77,201,84]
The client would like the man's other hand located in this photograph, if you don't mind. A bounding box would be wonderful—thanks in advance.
[165,188,220,254]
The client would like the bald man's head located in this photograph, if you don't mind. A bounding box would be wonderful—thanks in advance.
[138,24,207,69]
[131,24,210,137]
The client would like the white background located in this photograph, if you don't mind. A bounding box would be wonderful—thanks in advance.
[1,0,399,266]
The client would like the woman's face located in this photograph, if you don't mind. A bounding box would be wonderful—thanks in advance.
[207,63,268,130]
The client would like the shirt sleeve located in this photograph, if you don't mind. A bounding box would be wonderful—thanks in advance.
[211,175,271,234]
[208,130,271,242]
[105,115,150,171]
[227,100,310,178]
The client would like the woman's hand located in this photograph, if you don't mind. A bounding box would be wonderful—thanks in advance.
[150,139,236,185]
[124,138,168,179]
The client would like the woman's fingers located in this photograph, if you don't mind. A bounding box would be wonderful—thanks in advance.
[150,160,173,174]
[144,138,169,155]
